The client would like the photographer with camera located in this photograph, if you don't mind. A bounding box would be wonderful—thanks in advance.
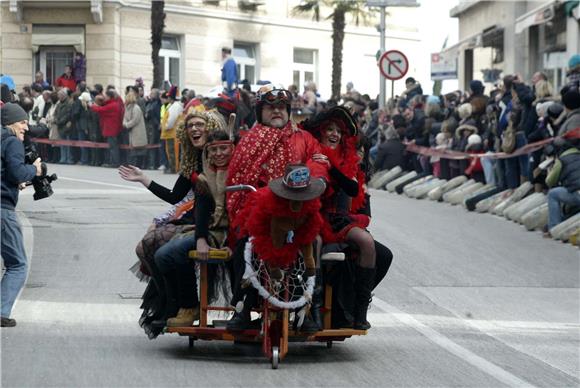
[1,103,42,327]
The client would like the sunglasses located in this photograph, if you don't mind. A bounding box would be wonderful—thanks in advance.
[186,121,206,130]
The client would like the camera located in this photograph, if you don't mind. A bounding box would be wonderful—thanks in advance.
[23,142,57,201]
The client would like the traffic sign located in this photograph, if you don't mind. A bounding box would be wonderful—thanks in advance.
[378,50,409,81]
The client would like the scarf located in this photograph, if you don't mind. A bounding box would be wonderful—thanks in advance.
[226,121,295,234]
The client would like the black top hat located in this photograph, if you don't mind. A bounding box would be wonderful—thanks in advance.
[301,106,358,138]
[269,164,325,201]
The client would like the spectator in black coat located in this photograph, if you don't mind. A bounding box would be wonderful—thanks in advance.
[375,125,407,172]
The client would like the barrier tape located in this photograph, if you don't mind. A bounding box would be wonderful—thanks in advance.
[29,138,161,150]
[405,127,580,160]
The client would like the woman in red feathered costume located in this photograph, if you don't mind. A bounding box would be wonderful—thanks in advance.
[238,164,325,277]
[300,106,376,331]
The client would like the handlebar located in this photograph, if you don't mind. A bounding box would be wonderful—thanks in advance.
[226,184,257,192]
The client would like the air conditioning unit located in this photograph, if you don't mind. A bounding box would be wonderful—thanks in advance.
[238,0,265,11]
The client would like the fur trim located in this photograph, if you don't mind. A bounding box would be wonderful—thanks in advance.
[240,188,322,268]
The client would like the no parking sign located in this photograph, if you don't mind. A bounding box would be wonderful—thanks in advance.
[378,50,409,81]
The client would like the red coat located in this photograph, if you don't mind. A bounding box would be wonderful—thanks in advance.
[55,75,77,91]
[90,98,124,137]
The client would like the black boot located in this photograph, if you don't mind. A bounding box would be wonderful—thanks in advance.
[353,266,375,330]
[226,290,255,331]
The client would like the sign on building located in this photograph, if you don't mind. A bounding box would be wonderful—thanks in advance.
[431,50,457,80]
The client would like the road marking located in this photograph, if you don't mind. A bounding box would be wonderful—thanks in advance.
[58,176,148,191]
[372,297,537,388]
[12,211,34,314]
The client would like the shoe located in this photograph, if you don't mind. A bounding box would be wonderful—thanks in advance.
[157,165,166,171]
[166,307,200,327]
[353,266,375,330]
[1,317,16,327]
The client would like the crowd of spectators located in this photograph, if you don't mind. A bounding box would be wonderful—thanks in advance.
[1,54,578,234]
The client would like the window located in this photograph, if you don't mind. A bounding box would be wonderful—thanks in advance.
[34,47,75,85]
[159,35,181,87]
[234,42,257,84]
[292,48,317,92]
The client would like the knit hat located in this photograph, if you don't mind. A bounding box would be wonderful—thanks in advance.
[457,103,473,120]
[79,92,92,103]
[426,95,440,106]
[569,54,580,70]
[546,102,564,119]
[1,102,28,126]
[467,133,482,147]
[469,80,485,95]
[561,87,580,110]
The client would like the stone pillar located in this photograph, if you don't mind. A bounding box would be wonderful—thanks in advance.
[85,5,121,89]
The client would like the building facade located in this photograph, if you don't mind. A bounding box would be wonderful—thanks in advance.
[1,0,423,99]
[442,0,579,91]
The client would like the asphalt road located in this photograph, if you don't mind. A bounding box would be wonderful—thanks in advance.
[2,164,578,388]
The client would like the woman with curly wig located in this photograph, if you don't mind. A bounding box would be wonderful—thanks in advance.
[119,110,225,338]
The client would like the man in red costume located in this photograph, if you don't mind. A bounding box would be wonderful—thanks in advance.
[225,84,329,330]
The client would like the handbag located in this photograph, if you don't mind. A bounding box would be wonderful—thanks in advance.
[501,126,516,153]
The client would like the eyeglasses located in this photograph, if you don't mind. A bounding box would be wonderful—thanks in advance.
[186,122,206,130]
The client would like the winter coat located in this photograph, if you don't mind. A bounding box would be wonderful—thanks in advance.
[91,98,124,137]
[46,102,60,140]
[55,74,76,91]
[513,83,538,138]
[160,101,183,140]
[375,139,406,171]
[546,147,580,192]
[1,127,37,210]
[123,103,148,147]
[558,108,580,137]
[54,98,73,137]
[72,100,100,140]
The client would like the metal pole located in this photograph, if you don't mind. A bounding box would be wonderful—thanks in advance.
[379,5,386,109]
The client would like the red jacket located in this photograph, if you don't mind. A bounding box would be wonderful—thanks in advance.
[55,75,77,91]
[90,98,124,137]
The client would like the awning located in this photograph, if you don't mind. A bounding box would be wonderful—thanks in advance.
[31,25,85,54]
[440,31,482,57]
[515,0,557,34]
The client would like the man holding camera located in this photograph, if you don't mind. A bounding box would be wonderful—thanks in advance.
[1,103,42,327]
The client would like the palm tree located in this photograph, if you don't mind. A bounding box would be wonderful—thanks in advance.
[294,0,373,100]
[151,0,166,89]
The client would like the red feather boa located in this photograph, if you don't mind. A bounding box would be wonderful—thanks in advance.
[240,188,322,268]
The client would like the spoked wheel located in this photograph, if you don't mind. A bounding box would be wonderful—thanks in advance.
[271,346,280,369]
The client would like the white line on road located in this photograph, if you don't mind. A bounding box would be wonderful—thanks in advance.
[13,211,34,315]
[372,296,537,388]
[58,176,148,191]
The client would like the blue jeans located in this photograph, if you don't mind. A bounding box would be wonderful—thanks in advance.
[154,234,198,308]
[1,209,29,318]
[504,132,530,189]
[77,130,89,164]
[58,133,73,164]
[107,136,120,167]
[547,187,580,230]
[154,234,196,273]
